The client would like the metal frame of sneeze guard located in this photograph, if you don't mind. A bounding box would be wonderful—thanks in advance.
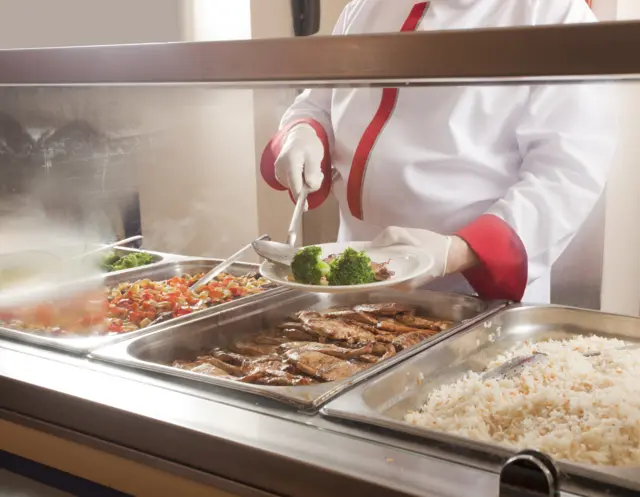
[0,21,637,87]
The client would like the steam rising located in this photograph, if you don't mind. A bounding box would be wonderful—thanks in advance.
[0,204,106,312]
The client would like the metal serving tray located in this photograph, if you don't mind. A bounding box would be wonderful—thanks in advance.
[99,246,170,275]
[90,290,504,411]
[323,304,640,495]
[0,259,285,355]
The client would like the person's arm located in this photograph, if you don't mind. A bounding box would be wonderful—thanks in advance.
[456,80,617,301]
[261,4,354,209]
[453,0,618,301]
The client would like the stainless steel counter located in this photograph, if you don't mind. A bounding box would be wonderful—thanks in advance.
[0,336,593,497]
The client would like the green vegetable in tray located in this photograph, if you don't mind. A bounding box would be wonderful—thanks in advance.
[101,251,154,272]
[291,246,376,286]
[290,246,331,285]
[102,252,120,267]
[326,247,375,286]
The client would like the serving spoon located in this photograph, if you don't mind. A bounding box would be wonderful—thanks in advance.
[190,234,269,292]
[251,185,309,266]
[149,234,270,327]
[480,343,640,381]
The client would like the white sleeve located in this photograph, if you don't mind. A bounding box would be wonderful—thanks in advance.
[486,0,618,284]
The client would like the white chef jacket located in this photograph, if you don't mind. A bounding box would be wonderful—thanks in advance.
[261,0,617,303]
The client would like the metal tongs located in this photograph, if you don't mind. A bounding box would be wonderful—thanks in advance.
[148,234,269,327]
[190,234,269,292]
[251,185,309,266]
[481,343,640,381]
[481,352,548,381]
[79,235,143,259]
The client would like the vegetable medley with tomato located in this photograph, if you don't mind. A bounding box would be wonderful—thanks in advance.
[0,272,272,337]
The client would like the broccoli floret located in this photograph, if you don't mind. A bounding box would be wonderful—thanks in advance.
[326,247,375,286]
[104,252,155,272]
[291,246,331,285]
[101,252,120,271]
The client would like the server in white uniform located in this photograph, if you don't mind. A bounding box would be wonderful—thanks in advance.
[261,0,617,303]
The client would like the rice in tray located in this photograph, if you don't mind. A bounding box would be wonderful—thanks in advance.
[405,336,640,466]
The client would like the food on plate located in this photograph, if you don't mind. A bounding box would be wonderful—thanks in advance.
[101,251,155,272]
[171,302,453,386]
[325,248,376,286]
[290,246,394,286]
[405,335,640,467]
[0,272,273,337]
[290,246,331,285]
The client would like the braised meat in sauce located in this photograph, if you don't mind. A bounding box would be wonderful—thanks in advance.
[172,302,454,386]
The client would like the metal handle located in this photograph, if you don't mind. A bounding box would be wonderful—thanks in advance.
[190,234,269,291]
[286,186,309,247]
[285,170,337,247]
[79,235,144,258]
[499,450,560,497]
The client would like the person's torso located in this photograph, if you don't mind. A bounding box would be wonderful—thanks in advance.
[330,0,543,233]
[327,0,588,303]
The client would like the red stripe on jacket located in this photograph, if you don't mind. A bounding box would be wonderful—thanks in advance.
[260,2,430,212]
[347,2,430,220]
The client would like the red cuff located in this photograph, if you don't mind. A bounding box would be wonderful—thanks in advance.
[260,118,332,210]
[456,214,528,302]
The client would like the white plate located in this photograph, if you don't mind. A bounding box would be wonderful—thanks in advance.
[259,241,434,294]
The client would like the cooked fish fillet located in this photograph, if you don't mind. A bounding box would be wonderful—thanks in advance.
[172,359,234,378]
[194,355,245,376]
[396,314,451,331]
[303,318,376,345]
[392,332,425,351]
[319,309,379,325]
[377,320,433,335]
[279,341,373,359]
[232,341,279,357]
[169,301,452,388]
[285,350,367,382]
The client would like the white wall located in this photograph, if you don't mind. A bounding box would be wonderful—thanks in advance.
[591,0,617,20]
[616,0,640,19]
[192,0,251,42]
[0,0,184,48]
[599,0,640,315]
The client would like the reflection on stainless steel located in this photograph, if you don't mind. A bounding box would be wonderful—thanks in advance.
[0,258,286,354]
[323,304,640,495]
[91,290,504,409]
[0,23,639,87]
[0,342,505,497]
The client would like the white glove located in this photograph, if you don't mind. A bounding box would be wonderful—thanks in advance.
[372,226,452,290]
[274,124,325,200]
